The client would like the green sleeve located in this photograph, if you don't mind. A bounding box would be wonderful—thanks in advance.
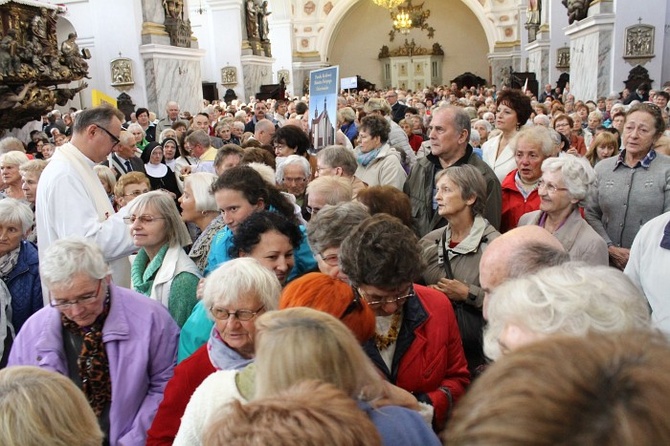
[168,272,200,327]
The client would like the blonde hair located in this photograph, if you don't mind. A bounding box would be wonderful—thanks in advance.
[113,171,150,199]
[202,380,381,446]
[0,366,103,446]
[93,165,116,193]
[0,150,29,166]
[254,308,384,400]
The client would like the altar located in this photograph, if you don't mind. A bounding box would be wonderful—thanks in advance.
[378,40,444,91]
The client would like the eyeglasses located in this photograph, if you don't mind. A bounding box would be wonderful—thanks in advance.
[50,279,103,309]
[357,285,415,309]
[94,124,120,148]
[306,205,322,215]
[537,179,569,194]
[341,290,362,319]
[123,214,166,224]
[319,252,339,267]
[210,305,265,321]
[123,190,149,198]
[283,177,307,184]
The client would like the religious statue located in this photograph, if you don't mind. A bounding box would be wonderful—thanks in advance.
[561,0,589,24]
[0,81,36,110]
[61,33,88,72]
[0,29,21,77]
[163,0,184,20]
[258,1,271,42]
[431,42,444,55]
[54,81,88,106]
[246,0,259,40]
[526,0,541,25]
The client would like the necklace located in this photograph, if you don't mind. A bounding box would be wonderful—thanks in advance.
[375,312,402,351]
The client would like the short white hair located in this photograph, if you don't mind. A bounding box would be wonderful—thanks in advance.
[40,237,111,289]
[276,155,311,184]
[183,172,218,212]
[126,123,145,137]
[202,257,281,318]
[247,162,276,186]
[0,198,34,234]
[541,155,595,204]
[484,262,650,360]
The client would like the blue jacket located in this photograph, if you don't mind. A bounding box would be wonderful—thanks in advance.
[358,400,441,446]
[9,284,180,446]
[6,240,43,333]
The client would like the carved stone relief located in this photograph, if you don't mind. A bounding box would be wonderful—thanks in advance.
[111,57,134,87]
[556,47,570,69]
[221,66,238,86]
[624,25,654,58]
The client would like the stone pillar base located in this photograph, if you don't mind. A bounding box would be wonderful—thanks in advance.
[139,44,205,115]
[241,55,274,101]
[565,13,615,101]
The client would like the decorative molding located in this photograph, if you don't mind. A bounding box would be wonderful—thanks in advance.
[138,44,206,60]
[141,21,169,36]
[494,40,521,49]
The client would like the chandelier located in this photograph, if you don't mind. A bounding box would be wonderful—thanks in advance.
[371,0,404,10]
[393,10,413,34]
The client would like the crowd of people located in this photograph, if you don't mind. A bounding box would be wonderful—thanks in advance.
[0,79,670,445]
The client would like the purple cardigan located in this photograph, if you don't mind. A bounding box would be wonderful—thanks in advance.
[8,284,179,446]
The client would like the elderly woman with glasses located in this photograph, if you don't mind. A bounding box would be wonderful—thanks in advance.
[126,191,201,327]
[8,237,179,446]
[586,103,670,270]
[519,155,608,265]
[147,257,282,446]
[339,214,470,431]
[420,165,501,376]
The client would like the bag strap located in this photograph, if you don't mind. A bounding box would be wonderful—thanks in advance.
[440,228,455,280]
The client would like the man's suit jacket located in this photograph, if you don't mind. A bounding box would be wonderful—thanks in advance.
[101,154,146,179]
[391,102,408,123]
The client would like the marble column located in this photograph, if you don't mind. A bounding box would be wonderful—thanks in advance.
[140,44,206,115]
[564,3,615,101]
[241,55,274,101]
[526,38,551,88]
[488,49,522,88]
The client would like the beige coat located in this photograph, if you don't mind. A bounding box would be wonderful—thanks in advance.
[518,209,609,266]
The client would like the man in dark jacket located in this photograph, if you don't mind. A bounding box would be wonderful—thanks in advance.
[405,106,502,236]
[386,90,407,123]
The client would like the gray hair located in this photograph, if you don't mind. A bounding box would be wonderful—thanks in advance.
[469,129,481,146]
[202,257,281,317]
[276,155,311,184]
[93,165,116,191]
[533,114,551,127]
[73,105,125,134]
[307,202,370,256]
[306,176,352,204]
[0,198,34,234]
[507,242,570,280]
[40,237,111,289]
[435,164,487,217]
[119,130,136,147]
[127,191,192,248]
[484,262,651,360]
[19,159,47,176]
[0,150,29,166]
[433,105,472,140]
[473,119,492,133]
[317,146,357,177]
[541,155,595,204]
[183,172,218,213]
[247,162,277,185]
[337,107,356,124]
[184,129,210,148]
[126,123,145,138]
[0,138,25,154]
[510,125,554,157]
[159,128,177,143]
[363,98,392,116]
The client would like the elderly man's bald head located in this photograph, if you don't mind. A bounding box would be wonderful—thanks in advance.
[480,226,568,319]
